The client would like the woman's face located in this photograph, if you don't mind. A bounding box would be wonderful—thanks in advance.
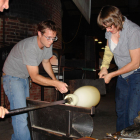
[103,24,119,34]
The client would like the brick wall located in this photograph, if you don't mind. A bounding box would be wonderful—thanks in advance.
[0,17,36,46]
[0,0,62,107]
[45,0,62,49]
[29,83,57,102]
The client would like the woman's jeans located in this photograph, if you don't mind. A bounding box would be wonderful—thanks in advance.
[3,75,31,140]
[115,69,140,132]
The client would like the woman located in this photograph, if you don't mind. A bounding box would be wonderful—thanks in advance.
[97,5,140,131]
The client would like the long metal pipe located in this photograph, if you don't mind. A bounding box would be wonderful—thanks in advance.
[6,99,69,116]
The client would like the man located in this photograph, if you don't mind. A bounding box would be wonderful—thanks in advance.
[0,0,9,12]
[0,0,9,118]
[3,20,68,140]
[97,5,140,132]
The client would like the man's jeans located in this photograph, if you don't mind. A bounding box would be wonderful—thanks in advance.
[3,75,31,140]
[115,69,140,132]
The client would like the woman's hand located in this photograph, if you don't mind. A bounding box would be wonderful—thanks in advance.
[103,73,113,84]
[98,67,108,78]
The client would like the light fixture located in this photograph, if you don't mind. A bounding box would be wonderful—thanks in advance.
[98,41,102,44]
[94,38,98,41]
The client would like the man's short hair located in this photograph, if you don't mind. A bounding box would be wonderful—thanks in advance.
[37,20,57,33]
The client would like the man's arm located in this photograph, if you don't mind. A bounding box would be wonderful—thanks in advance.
[42,59,56,80]
[26,65,68,93]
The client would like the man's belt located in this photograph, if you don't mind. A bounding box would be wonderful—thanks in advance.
[2,73,6,76]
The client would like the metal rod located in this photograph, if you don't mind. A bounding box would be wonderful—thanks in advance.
[66,110,72,137]
[41,86,44,101]
[6,99,68,116]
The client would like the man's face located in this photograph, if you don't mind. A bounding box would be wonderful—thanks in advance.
[0,0,9,12]
[39,28,57,48]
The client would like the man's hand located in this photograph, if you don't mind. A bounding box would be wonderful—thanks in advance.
[98,67,108,78]
[54,80,68,93]
[0,106,9,118]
